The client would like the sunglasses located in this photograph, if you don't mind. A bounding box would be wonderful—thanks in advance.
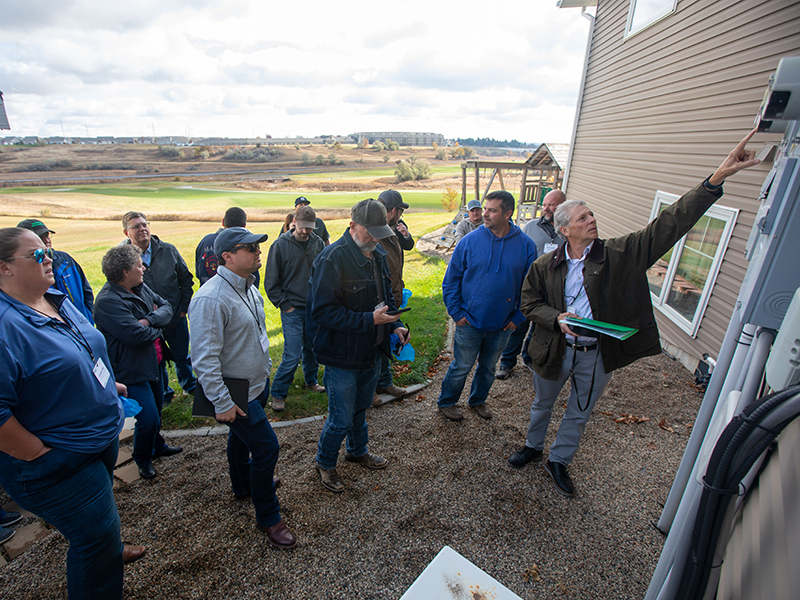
[231,242,259,253]
[7,247,54,263]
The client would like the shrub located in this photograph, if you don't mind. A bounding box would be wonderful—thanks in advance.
[432,141,438,151]
[315,154,325,165]
[441,186,459,211]
[463,146,475,158]
[435,148,447,160]
[383,154,390,163]
[412,159,432,180]
[386,139,399,151]
[373,140,386,152]
[301,152,312,166]
[159,145,181,157]
[395,161,414,182]
[200,150,210,160]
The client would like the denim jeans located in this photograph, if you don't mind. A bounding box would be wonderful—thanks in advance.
[126,380,166,467]
[270,308,320,399]
[377,353,393,389]
[161,315,197,398]
[316,362,380,470]
[499,319,533,369]
[438,323,512,407]
[225,393,282,529]
[0,440,123,600]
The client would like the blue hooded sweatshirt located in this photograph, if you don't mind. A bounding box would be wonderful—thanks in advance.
[442,222,537,332]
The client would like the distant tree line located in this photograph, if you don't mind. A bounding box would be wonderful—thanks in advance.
[455,137,537,148]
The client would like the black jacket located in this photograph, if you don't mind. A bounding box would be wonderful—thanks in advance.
[94,281,173,384]
[264,230,325,310]
[127,235,194,331]
[307,229,403,370]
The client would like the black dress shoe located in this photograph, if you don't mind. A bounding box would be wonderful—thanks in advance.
[153,444,183,458]
[508,445,543,467]
[138,463,157,480]
[544,460,574,497]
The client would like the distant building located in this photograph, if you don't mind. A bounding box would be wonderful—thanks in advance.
[351,131,445,146]
[0,91,9,130]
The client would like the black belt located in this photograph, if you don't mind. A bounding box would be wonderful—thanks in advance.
[566,340,597,352]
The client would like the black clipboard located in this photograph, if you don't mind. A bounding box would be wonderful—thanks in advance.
[192,377,250,419]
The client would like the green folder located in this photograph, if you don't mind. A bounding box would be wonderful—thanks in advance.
[559,317,638,341]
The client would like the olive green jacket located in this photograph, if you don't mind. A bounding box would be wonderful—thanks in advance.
[520,183,723,380]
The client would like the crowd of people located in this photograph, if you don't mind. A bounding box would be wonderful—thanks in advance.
[0,131,759,599]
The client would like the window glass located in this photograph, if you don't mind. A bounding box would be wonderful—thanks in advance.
[646,191,738,337]
[627,0,677,36]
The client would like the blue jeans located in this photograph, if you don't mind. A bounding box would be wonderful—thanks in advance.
[377,353,393,389]
[161,315,197,398]
[0,440,123,600]
[438,323,512,407]
[316,362,380,470]
[270,308,320,399]
[127,380,166,467]
[225,393,282,528]
[500,319,533,369]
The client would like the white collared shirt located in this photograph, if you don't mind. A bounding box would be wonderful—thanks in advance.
[564,241,597,343]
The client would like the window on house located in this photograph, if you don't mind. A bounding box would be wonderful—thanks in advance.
[626,0,677,37]
[646,191,738,337]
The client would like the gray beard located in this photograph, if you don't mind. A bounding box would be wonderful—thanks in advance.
[354,237,378,254]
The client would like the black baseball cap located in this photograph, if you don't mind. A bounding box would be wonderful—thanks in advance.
[17,218,55,236]
[378,189,409,210]
[214,227,268,256]
[294,196,311,206]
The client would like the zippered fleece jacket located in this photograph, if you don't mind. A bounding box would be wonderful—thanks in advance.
[188,266,271,413]
[264,230,325,310]
[442,222,538,332]
[520,183,723,380]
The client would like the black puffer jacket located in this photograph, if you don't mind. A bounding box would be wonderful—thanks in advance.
[94,281,173,384]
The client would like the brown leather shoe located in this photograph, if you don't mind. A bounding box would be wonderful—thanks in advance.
[315,462,345,492]
[305,384,326,393]
[270,397,285,411]
[472,404,493,419]
[258,519,297,549]
[439,405,464,421]
[376,384,408,397]
[344,452,388,469]
[122,544,147,565]
[372,393,383,408]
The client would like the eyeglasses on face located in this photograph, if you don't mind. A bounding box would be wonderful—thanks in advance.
[231,242,259,254]
[7,247,54,263]
[127,222,150,231]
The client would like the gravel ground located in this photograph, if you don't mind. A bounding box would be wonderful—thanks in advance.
[0,352,702,599]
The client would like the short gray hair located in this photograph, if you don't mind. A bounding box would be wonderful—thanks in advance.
[553,199,587,235]
[102,244,141,283]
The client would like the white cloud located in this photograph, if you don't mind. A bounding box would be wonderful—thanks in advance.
[0,0,591,142]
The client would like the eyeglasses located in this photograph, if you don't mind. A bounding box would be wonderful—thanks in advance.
[231,242,259,253]
[127,222,150,231]
[6,248,54,263]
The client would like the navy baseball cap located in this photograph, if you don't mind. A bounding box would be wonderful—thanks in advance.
[214,227,268,256]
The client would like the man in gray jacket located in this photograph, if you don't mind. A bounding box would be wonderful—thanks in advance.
[264,205,326,411]
[188,227,296,549]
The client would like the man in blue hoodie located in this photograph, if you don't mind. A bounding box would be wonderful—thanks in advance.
[438,190,538,421]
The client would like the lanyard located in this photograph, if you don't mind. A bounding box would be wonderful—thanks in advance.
[221,275,263,334]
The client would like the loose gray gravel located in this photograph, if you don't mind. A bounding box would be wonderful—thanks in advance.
[0,352,702,599]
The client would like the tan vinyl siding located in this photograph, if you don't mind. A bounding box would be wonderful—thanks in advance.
[566,0,800,367]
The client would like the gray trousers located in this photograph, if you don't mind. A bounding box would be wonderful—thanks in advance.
[526,345,613,465]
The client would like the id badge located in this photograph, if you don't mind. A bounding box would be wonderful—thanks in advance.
[93,358,111,388]
[544,243,559,254]
[259,330,270,353]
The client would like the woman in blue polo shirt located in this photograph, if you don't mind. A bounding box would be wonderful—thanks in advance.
[0,227,131,600]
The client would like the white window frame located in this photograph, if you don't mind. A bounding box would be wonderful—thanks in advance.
[648,190,738,337]
[625,0,678,38]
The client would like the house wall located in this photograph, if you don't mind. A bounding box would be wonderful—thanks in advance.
[565,0,800,369]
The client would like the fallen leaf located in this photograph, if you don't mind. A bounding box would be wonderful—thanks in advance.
[658,418,675,433]
[522,564,541,582]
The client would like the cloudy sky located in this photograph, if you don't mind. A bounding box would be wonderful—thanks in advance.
[1,0,592,143]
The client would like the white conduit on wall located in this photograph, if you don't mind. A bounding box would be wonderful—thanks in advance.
[646,325,775,600]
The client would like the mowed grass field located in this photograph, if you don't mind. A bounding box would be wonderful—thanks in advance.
[0,188,453,426]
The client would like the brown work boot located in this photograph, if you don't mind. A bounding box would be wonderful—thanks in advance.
[472,404,493,419]
[345,452,388,469]
[270,397,285,411]
[376,384,408,397]
[439,405,464,421]
[315,462,345,493]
